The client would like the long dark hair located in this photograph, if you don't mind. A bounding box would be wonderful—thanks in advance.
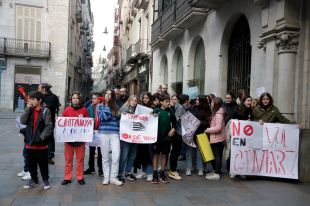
[105,89,118,116]
[211,97,223,115]
[236,95,252,115]
[258,92,273,107]
[140,92,152,108]
[195,95,211,120]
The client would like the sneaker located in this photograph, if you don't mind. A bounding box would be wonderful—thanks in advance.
[102,177,109,185]
[135,171,146,179]
[125,173,136,181]
[23,179,39,189]
[83,168,95,175]
[17,170,27,177]
[61,180,71,185]
[146,174,153,182]
[110,177,123,186]
[168,171,182,180]
[152,173,159,184]
[78,179,85,185]
[205,173,220,180]
[230,174,236,178]
[160,171,170,183]
[186,169,191,176]
[43,180,51,190]
[22,172,31,180]
[117,175,125,183]
[98,171,103,177]
[198,170,204,176]
[48,159,55,165]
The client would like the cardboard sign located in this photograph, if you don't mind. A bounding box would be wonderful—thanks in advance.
[230,120,299,179]
[55,117,94,142]
[120,113,158,144]
[181,111,200,147]
[196,133,214,162]
[184,86,199,100]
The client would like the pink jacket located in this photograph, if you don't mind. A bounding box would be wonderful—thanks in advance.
[206,107,226,144]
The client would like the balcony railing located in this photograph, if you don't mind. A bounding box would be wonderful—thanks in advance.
[126,39,149,65]
[151,0,209,45]
[0,37,50,58]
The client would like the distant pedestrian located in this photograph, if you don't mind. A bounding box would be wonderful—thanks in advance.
[37,83,60,165]
[20,91,53,190]
[61,91,89,186]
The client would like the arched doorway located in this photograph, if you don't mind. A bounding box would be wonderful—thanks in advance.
[194,39,205,94]
[175,48,183,94]
[161,55,168,85]
[227,15,251,96]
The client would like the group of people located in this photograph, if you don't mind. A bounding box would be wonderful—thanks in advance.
[17,83,295,190]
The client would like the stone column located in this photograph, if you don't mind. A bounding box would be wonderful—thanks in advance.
[275,32,299,120]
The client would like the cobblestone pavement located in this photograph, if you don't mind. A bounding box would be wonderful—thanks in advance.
[0,112,310,206]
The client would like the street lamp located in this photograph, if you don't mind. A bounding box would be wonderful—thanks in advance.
[103,27,108,34]
[103,45,106,51]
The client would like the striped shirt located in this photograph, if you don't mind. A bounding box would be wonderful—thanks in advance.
[97,104,120,134]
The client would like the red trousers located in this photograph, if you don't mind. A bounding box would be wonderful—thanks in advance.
[64,143,85,181]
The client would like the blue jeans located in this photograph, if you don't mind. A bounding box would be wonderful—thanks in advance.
[119,141,138,175]
[186,146,204,171]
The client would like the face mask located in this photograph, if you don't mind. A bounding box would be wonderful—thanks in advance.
[72,99,79,106]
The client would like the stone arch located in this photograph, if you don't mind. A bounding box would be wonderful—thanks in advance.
[220,13,252,96]
[171,47,183,94]
[160,55,168,86]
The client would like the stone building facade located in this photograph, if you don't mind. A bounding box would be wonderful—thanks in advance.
[151,0,310,127]
[0,0,94,111]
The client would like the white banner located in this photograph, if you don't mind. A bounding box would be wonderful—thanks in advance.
[230,120,299,179]
[135,104,153,115]
[86,130,101,147]
[55,117,94,142]
[180,111,200,147]
[120,113,158,144]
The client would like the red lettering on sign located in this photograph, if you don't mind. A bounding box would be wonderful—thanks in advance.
[232,121,240,136]
[243,125,253,136]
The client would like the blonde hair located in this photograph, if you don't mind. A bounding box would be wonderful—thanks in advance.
[124,95,138,106]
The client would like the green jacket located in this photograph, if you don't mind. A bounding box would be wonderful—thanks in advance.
[253,105,293,124]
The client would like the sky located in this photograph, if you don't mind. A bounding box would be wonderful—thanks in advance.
[90,0,118,60]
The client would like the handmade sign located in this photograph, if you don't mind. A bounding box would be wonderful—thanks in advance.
[230,120,299,179]
[180,111,200,147]
[135,104,153,115]
[86,130,101,147]
[55,117,94,142]
[120,113,158,144]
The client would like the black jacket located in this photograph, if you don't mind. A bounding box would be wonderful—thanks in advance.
[20,106,53,146]
[44,91,60,123]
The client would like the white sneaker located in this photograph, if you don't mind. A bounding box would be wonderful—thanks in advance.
[110,178,123,186]
[146,175,153,182]
[102,178,109,185]
[186,169,191,176]
[205,173,220,180]
[22,172,31,180]
[198,170,204,176]
[135,172,146,179]
[17,171,27,177]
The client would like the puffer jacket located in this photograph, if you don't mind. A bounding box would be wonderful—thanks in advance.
[206,107,226,144]
[20,105,53,146]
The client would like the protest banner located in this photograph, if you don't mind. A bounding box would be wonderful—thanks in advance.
[86,130,101,147]
[55,117,94,142]
[180,111,200,147]
[135,104,153,115]
[120,113,158,144]
[230,120,299,179]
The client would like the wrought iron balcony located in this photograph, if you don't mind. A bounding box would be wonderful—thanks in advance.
[0,37,51,58]
[133,0,150,10]
[151,0,211,47]
[126,39,149,65]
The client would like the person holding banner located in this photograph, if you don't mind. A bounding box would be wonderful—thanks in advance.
[152,94,176,184]
[98,89,123,186]
[61,91,89,186]
[253,92,293,124]
[187,95,211,177]
[205,97,226,180]
[84,92,103,176]
[134,92,154,181]
[118,95,138,183]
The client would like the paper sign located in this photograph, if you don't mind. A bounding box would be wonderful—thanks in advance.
[184,86,199,100]
[86,130,101,147]
[120,113,158,144]
[55,117,94,142]
[181,111,200,147]
[135,104,153,115]
[230,120,299,179]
